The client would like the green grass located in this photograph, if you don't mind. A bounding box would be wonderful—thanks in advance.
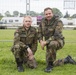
[0,29,76,75]
[0,29,15,40]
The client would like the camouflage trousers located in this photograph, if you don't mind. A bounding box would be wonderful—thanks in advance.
[11,44,37,68]
[53,59,65,66]
[46,40,64,66]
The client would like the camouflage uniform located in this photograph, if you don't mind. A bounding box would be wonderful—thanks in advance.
[11,26,38,68]
[38,16,65,66]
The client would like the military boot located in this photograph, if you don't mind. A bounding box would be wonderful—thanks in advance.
[16,58,24,72]
[44,62,53,73]
[64,55,76,65]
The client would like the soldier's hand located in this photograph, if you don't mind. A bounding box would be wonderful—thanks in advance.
[27,47,34,60]
[27,47,33,56]
[40,40,47,50]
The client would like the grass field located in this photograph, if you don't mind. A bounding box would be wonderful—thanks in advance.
[0,29,76,75]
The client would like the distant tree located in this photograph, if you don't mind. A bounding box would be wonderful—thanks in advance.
[20,13,26,17]
[20,13,24,17]
[5,11,11,17]
[30,11,38,17]
[71,14,76,18]
[0,13,3,20]
[64,11,70,18]
[39,12,44,17]
[52,8,63,18]
[13,11,19,17]
[0,13,3,16]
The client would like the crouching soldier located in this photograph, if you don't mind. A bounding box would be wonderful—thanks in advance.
[11,16,38,72]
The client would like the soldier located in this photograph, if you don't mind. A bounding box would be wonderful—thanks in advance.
[38,7,76,72]
[11,16,38,72]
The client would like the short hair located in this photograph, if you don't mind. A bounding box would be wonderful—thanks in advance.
[23,16,32,22]
[44,7,53,13]
[24,16,32,20]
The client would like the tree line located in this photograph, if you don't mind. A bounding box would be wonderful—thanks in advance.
[0,8,76,20]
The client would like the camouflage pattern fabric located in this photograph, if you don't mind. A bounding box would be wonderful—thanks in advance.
[53,59,64,66]
[11,26,38,68]
[38,16,65,65]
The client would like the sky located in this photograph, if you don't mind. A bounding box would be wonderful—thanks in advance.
[0,0,76,16]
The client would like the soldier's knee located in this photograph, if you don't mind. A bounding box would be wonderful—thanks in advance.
[11,45,20,54]
[11,45,19,53]
[27,58,37,69]
[14,44,20,49]
[48,41,57,48]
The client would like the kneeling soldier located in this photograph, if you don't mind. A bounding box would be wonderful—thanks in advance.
[11,16,38,72]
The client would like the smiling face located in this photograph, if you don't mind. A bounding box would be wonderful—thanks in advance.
[23,16,32,28]
[44,8,54,20]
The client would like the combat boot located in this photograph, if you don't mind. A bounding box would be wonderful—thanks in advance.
[64,55,76,65]
[16,58,24,72]
[44,62,53,73]
[17,65,24,72]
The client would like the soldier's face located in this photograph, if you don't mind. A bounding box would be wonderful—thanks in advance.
[23,17,32,28]
[44,9,54,20]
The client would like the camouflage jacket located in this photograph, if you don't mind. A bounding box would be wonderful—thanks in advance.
[38,16,65,44]
[13,26,38,54]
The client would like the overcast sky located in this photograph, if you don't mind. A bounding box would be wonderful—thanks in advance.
[0,0,76,16]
